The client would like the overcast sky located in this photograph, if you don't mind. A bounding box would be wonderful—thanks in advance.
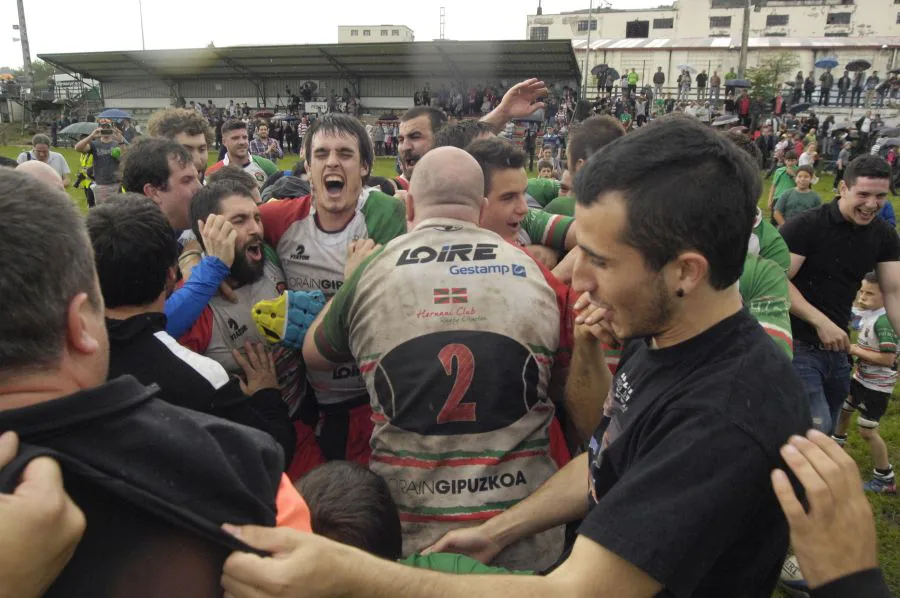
[0,0,666,68]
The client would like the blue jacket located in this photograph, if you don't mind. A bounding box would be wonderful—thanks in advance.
[877,201,896,228]
[164,256,230,338]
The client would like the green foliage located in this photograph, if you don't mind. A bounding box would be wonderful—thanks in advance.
[746,52,800,106]
[2,59,56,87]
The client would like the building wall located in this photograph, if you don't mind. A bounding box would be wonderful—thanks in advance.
[528,0,899,41]
[338,25,414,44]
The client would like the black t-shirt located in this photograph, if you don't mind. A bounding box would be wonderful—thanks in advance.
[579,309,811,598]
[781,200,900,345]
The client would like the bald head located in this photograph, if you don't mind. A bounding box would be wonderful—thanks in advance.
[407,147,484,227]
[17,160,65,191]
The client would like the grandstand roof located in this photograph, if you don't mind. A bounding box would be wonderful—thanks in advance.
[39,40,580,83]
[571,36,900,51]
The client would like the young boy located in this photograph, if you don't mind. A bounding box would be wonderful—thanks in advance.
[536,159,556,179]
[833,271,897,494]
[767,149,798,219]
[773,165,821,225]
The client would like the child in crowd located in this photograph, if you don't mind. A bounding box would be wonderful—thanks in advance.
[536,159,556,179]
[773,165,820,225]
[768,149,798,220]
[833,271,898,494]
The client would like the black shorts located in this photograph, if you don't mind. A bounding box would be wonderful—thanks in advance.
[848,378,891,427]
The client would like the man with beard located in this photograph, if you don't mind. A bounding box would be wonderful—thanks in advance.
[177,182,309,448]
[395,79,550,190]
[121,138,233,339]
[90,194,296,462]
[219,116,812,598]
[147,107,213,183]
[254,113,407,476]
[207,120,279,189]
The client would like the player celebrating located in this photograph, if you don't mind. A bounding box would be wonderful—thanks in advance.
[259,113,406,469]
[302,147,569,571]
[833,271,898,494]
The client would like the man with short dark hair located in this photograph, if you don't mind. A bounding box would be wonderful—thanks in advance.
[74,119,125,205]
[147,107,213,181]
[207,165,263,204]
[781,155,900,434]
[89,194,295,460]
[221,115,812,598]
[0,169,309,596]
[16,133,70,186]
[207,119,279,188]
[250,123,284,162]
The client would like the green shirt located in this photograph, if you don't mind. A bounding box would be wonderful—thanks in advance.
[544,195,575,217]
[771,167,796,204]
[627,71,639,85]
[519,208,573,250]
[724,71,738,81]
[526,178,561,208]
[400,553,533,575]
[739,253,793,358]
[774,188,822,222]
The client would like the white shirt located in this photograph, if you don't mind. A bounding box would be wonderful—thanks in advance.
[16,151,71,178]
[860,118,871,133]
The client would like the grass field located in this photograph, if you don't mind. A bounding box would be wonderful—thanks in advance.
[1,144,898,594]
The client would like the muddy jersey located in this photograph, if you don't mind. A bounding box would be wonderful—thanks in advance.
[202,252,305,416]
[260,189,407,405]
[515,208,573,251]
[314,218,565,572]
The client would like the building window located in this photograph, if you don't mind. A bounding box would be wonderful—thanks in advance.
[764,32,787,36]
[381,29,388,36]
[350,29,358,36]
[530,26,549,40]
[824,31,849,36]
[577,19,598,31]
[363,29,370,36]
[711,0,744,7]
[766,14,788,26]
[826,12,852,25]
[392,29,399,35]
[709,16,732,28]
[625,20,650,38]
[897,12,900,23]
[653,18,674,29]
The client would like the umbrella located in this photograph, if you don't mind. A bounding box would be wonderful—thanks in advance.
[271,113,298,121]
[789,103,810,115]
[378,113,399,121]
[713,115,739,127]
[725,79,751,89]
[602,68,621,83]
[879,127,900,138]
[815,57,839,69]
[890,68,900,75]
[879,137,900,148]
[591,63,609,77]
[96,108,132,120]
[301,81,318,93]
[59,122,98,137]
[676,64,696,74]
[255,109,275,118]
[846,59,871,72]
[729,125,749,134]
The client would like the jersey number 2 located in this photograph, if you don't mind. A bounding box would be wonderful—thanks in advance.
[437,344,475,424]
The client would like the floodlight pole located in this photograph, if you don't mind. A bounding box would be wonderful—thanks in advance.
[582,0,594,99]
[138,0,146,51]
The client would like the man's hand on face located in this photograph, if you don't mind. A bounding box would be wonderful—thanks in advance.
[199,215,238,269]
[0,431,86,598]
[573,292,619,347]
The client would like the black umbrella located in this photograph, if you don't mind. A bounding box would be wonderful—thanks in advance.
[604,68,620,82]
[890,68,900,75]
[789,103,810,115]
[591,63,609,77]
[725,79,752,89]
[302,80,318,93]
[713,115,739,127]
[846,59,871,72]
[879,127,900,138]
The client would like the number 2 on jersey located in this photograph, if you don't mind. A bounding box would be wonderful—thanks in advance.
[437,344,476,424]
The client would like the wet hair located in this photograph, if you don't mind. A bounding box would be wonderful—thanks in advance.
[845,155,891,189]
[400,106,448,135]
[31,133,51,146]
[796,165,814,176]
[0,156,18,168]
[783,150,798,162]
[721,130,761,166]
[121,137,192,193]
[537,159,555,172]
[464,137,526,195]
[566,115,625,171]
[864,271,879,284]
[189,181,257,249]
[87,194,178,308]
[432,120,494,150]
[303,113,373,185]
[221,119,248,136]
[574,115,760,290]
[207,164,257,192]
[147,107,214,146]
[297,461,402,561]
[0,169,99,376]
